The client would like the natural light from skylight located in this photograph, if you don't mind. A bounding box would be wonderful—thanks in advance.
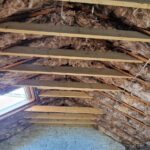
[0,88,29,116]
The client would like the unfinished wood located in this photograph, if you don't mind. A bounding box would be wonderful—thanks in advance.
[26,105,103,115]
[0,22,150,42]
[60,0,150,9]
[29,120,97,125]
[40,90,92,99]
[26,113,97,120]
[4,64,132,78]
[0,46,142,63]
[16,80,120,91]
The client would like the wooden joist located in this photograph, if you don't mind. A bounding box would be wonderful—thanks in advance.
[3,64,132,78]
[0,46,142,63]
[60,0,150,9]
[0,22,150,42]
[26,113,97,120]
[26,105,103,115]
[16,80,120,91]
[29,120,97,125]
[40,90,92,99]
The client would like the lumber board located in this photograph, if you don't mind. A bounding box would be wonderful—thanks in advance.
[60,0,150,9]
[0,46,142,63]
[4,64,132,78]
[16,80,120,91]
[40,90,92,99]
[26,113,97,120]
[0,22,150,42]
[29,120,97,125]
[26,105,103,115]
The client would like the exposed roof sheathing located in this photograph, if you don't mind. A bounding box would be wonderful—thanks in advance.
[0,0,150,149]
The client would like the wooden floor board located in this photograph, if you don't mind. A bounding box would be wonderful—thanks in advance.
[0,46,142,63]
[39,90,92,99]
[26,105,103,115]
[60,0,150,9]
[16,80,120,91]
[0,22,149,42]
[3,64,132,78]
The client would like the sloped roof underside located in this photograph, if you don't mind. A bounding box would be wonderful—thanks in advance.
[0,1,149,149]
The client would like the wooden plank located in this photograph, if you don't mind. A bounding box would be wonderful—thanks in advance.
[0,22,149,42]
[16,80,120,91]
[40,90,92,99]
[60,0,150,9]
[26,105,103,115]
[29,120,97,125]
[26,113,97,120]
[4,64,132,78]
[0,46,142,63]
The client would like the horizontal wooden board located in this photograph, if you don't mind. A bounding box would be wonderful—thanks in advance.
[16,80,120,91]
[26,105,103,115]
[0,46,142,63]
[29,120,97,125]
[0,22,149,42]
[60,0,150,9]
[4,64,132,78]
[26,113,97,120]
[40,90,92,99]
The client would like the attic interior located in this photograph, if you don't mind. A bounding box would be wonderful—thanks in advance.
[0,0,150,150]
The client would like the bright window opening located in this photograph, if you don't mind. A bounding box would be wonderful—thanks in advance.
[0,87,34,116]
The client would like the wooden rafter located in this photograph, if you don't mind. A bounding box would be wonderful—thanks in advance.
[0,46,142,63]
[0,22,150,42]
[15,79,120,91]
[2,64,132,78]
[39,90,92,99]
[59,0,150,9]
[26,105,103,114]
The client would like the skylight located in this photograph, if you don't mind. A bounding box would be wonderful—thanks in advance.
[0,87,34,116]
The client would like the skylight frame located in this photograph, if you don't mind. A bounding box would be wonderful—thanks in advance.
[0,87,35,119]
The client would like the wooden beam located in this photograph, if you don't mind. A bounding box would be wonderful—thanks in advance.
[0,22,150,42]
[26,105,103,115]
[0,46,142,63]
[40,90,92,99]
[16,79,120,91]
[59,0,150,9]
[3,64,132,78]
[26,113,97,120]
[29,120,97,125]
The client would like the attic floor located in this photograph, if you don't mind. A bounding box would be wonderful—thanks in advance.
[0,125,125,150]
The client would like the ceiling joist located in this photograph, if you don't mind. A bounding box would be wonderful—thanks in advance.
[28,120,97,125]
[26,105,103,115]
[0,46,142,63]
[2,64,132,78]
[59,0,150,9]
[25,113,97,120]
[40,90,92,99]
[0,22,150,42]
[15,79,120,91]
